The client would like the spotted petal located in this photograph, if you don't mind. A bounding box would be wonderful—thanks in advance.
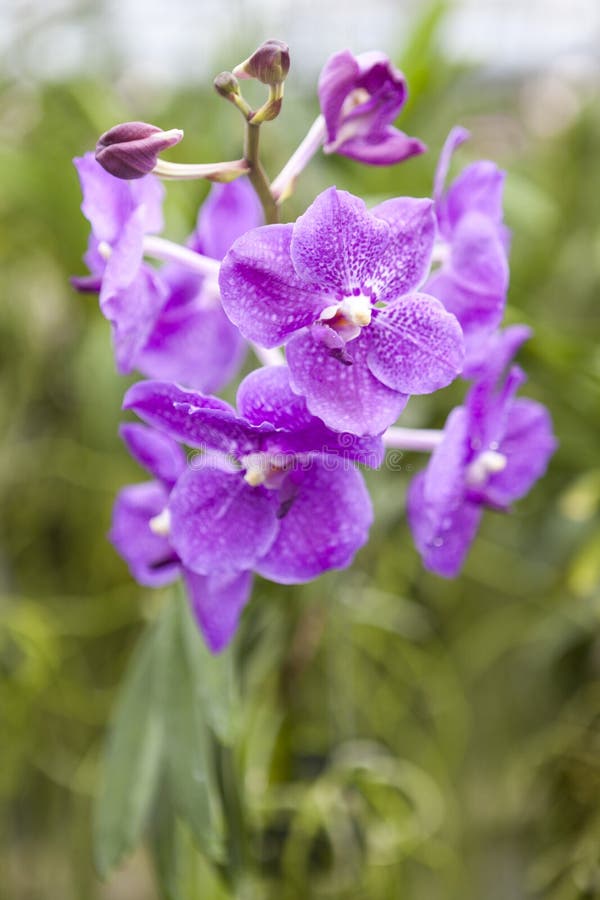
[256,457,373,583]
[237,366,385,467]
[169,464,279,575]
[219,224,327,348]
[123,380,265,455]
[287,329,408,436]
[290,188,390,295]
[370,198,436,301]
[367,293,464,395]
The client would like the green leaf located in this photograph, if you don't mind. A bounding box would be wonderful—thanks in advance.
[165,589,224,857]
[152,801,232,900]
[93,609,172,877]
[178,582,239,746]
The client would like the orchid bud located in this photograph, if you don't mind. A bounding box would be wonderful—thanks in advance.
[233,39,290,86]
[95,121,184,180]
[214,71,241,99]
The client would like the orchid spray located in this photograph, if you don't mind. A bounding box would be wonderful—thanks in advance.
[74,40,556,890]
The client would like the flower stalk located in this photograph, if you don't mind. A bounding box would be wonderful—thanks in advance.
[271,115,327,203]
[152,158,250,182]
[142,236,220,278]
[243,121,279,224]
[382,427,445,453]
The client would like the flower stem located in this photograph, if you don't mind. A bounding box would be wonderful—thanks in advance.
[244,122,279,224]
[152,158,250,182]
[271,115,327,204]
[142,236,220,277]
[382,426,444,452]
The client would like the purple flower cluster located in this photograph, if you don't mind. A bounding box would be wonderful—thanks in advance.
[112,368,378,650]
[407,326,556,576]
[73,153,262,391]
[219,188,464,435]
[74,43,556,650]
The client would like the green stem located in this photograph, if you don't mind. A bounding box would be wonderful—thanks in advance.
[244,122,279,224]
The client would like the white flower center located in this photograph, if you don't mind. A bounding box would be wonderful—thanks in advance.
[149,507,171,536]
[241,453,291,489]
[466,450,507,487]
[340,294,372,326]
[319,294,372,343]
[98,240,112,260]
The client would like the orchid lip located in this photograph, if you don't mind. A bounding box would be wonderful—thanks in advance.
[466,449,507,487]
[241,452,292,490]
[149,507,171,536]
[318,293,372,341]
[98,240,112,260]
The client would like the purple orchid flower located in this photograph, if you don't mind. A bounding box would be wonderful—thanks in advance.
[318,50,425,165]
[407,326,557,577]
[425,127,510,362]
[74,153,262,391]
[135,178,263,391]
[109,422,252,652]
[219,187,465,436]
[123,366,377,593]
[73,152,168,373]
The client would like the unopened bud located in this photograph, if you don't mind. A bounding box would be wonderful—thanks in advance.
[214,71,240,98]
[95,121,183,180]
[233,39,290,86]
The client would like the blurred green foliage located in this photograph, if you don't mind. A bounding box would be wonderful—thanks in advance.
[1,6,600,898]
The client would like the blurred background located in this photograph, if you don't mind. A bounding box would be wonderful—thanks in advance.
[1,1,600,897]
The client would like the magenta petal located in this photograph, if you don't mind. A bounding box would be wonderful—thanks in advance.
[256,458,373,583]
[119,423,186,486]
[446,161,506,229]
[137,294,247,393]
[408,472,482,578]
[448,212,509,295]
[287,329,408,436]
[101,266,168,375]
[237,366,385,467]
[100,205,146,292]
[291,188,390,294]
[109,482,180,587]
[370,198,436,301]
[184,568,252,653]
[424,407,470,512]
[433,127,470,216]
[333,128,425,166]
[123,380,264,455]
[408,408,481,578]
[193,178,264,261]
[219,224,327,348]
[367,293,464,395]
[425,269,505,343]
[462,324,532,382]
[75,153,136,244]
[483,399,557,508]
[169,465,279,575]
[75,152,164,242]
[237,366,314,430]
[318,49,361,141]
